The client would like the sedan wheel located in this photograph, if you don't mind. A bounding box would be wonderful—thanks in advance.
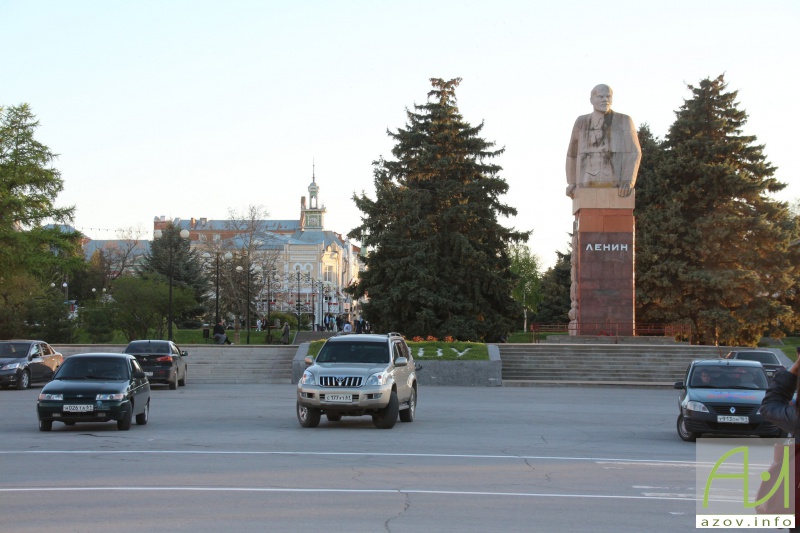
[38,419,52,432]
[16,370,30,390]
[136,400,149,425]
[677,414,698,442]
[169,376,178,390]
[178,368,187,387]
[117,406,133,431]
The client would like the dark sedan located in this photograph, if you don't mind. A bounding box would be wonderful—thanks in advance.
[123,340,188,390]
[674,359,781,442]
[723,349,785,380]
[37,353,150,431]
[0,340,63,390]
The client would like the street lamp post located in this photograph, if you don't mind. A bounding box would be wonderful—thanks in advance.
[236,263,261,345]
[263,269,281,344]
[154,227,190,341]
[203,251,232,325]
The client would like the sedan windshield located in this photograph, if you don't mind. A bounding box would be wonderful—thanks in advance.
[0,342,30,357]
[57,358,129,380]
[690,366,768,390]
[316,342,389,364]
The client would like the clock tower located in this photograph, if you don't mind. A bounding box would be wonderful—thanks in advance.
[301,168,326,231]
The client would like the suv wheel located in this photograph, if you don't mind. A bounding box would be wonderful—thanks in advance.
[372,391,399,429]
[399,388,416,423]
[297,402,321,428]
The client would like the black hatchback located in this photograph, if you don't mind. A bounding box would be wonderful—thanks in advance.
[674,359,781,442]
[123,340,188,390]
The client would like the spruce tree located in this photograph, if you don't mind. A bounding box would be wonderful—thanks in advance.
[349,78,529,341]
[635,75,800,345]
[534,249,571,325]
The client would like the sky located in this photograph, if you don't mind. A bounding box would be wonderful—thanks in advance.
[2,0,799,269]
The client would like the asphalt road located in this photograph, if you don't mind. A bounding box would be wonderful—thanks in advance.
[0,383,771,532]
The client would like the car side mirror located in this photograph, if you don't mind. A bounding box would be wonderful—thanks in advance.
[133,371,146,379]
[304,356,314,365]
[415,363,423,372]
[181,351,188,357]
[395,357,408,367]
[673,381,684,389]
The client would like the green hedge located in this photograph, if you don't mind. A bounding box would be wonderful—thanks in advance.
[307,340,488,361]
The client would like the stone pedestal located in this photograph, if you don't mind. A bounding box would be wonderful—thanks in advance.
[570,189,635,336]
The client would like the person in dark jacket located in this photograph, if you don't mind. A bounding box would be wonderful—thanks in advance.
[213,320,233,345]
[760,357,800,532]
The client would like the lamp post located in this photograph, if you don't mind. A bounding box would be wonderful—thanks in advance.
[154,227,190,341]
[263,269,281,344]
[236,263,261,345]
[203,251,232,325]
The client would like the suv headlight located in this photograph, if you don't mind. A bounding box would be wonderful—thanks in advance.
[686,400,709,413]
[365,372,389,386]
[299,370,315,385]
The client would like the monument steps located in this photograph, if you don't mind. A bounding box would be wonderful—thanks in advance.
[498,344,725,386]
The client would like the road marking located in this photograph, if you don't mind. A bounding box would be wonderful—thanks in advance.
[0,486,702,501]
[3,450,698,465]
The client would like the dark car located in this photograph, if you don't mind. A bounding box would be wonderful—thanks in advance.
[37,353,150,431]
[0,340,63,390]
[674,359,781,442]
[723,350,785,380]
[123,340,188,389]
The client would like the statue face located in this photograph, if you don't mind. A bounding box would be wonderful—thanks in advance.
[590,86,612,113]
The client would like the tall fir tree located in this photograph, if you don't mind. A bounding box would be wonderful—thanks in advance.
[635,75,800,345]
[349,78,529,341]
[534,248,571,325]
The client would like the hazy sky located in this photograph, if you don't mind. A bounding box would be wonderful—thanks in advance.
[3,1,798,269]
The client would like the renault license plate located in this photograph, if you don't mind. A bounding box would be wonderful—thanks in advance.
[717,415,748,424]
[326,394,352,403]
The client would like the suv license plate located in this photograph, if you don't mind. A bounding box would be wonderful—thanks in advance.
[64,404,94,413]
[326,394,352,403]
[717,415,748,424]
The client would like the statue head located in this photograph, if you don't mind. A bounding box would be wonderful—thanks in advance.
[590,84,613,114]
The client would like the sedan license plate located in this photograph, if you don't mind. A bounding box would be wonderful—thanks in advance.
[63,404,94,413]
[326,394,352,403]
[717,415,748,424]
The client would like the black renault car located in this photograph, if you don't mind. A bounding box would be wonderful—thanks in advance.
[674,359,781,442]
[123,340,188,390]
[37,353,150,431]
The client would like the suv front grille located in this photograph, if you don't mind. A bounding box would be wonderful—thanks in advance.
[319,376,363,387]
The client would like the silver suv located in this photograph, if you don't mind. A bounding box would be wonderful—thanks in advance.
[296,333,419,429]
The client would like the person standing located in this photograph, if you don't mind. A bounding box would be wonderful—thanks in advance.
[281,321,291,345]
[759,355,800,531]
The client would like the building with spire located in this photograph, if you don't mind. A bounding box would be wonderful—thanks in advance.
[150,171,362,329]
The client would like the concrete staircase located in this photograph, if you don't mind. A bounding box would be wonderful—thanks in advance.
[54,344,297,385]
[498,343,726,387]
[187,345,296,384]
